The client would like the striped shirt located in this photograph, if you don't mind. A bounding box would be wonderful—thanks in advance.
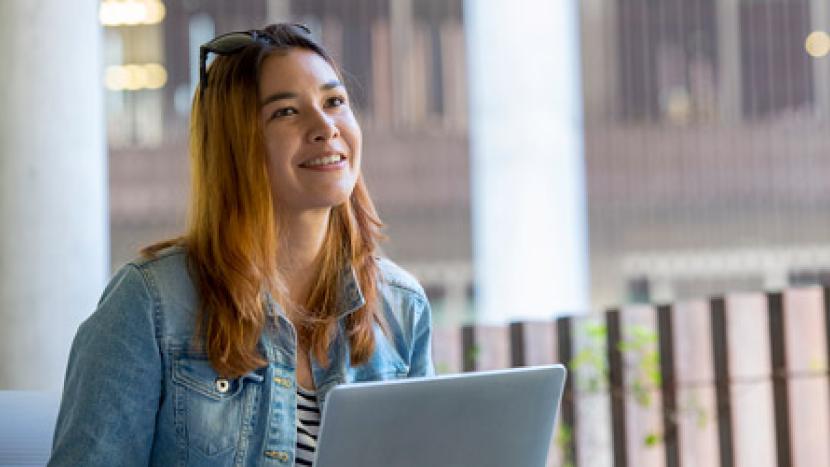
[295,386,320,466]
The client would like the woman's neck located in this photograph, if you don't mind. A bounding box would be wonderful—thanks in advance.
[277,207,331,305]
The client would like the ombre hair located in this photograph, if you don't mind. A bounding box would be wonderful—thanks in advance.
[144,24,385,378]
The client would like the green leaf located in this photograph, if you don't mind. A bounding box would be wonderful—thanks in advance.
[644,432,661,447]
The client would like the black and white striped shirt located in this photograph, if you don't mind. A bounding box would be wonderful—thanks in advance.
[295,386,320,466]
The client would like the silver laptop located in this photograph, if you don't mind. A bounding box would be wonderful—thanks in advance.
[314,364,567,467]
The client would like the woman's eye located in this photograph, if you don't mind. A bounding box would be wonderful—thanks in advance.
[326,96,346,107]
[271,107,297,119]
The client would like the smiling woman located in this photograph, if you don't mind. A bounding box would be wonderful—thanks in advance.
[259,49,362,215]
[48,23,434,467]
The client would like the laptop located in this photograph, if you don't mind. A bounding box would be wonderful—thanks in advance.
[314,364,567,467]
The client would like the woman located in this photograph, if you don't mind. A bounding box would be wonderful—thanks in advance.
[49,23,434,467]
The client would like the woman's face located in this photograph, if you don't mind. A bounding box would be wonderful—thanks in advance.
[258,48,362,216]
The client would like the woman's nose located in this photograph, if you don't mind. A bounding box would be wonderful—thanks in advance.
[308,113,339,142]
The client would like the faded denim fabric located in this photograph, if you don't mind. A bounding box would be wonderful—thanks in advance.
[48,247,434,467]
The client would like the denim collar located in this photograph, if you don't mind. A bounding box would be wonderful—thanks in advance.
[264,264,366,319]
[335,265,366,318]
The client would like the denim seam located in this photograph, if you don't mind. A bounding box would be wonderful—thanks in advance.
[234,382,260,466]
[129,263,186,465]
[129,263,164,341]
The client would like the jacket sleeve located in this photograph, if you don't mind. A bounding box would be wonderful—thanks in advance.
[48,264,161,467]
[408,295,435,377]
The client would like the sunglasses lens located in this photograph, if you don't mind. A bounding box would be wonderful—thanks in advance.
[206,33,255,54]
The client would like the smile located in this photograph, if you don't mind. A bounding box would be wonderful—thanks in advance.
[299,154,346,168]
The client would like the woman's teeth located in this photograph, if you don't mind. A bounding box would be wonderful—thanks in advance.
[302,155,343,167]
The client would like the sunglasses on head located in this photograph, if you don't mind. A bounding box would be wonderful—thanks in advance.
[198,23,312,97]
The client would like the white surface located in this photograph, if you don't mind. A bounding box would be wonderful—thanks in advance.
[0,391,61,466]
[0,1,108,389]
[465,0,589,323]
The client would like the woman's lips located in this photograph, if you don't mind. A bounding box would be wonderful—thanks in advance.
[299,159,348,171]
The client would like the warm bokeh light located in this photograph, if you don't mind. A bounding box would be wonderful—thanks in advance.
[99,0,166,26]
[806,30,830,58]
[104,63,167,91]
[142,63,168,89]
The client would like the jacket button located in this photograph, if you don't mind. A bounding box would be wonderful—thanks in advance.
[264,450,290,461]
[215,378,230,393]
[273,376,292,388]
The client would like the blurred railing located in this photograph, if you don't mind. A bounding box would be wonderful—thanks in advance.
[432,287,830,467]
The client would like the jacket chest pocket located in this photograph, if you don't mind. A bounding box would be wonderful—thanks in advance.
[348,335,410,382]
[171,353,264,459]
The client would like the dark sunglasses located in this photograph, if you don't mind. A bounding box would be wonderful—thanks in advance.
[198,23,312,97]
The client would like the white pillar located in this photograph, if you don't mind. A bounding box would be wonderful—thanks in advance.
[717,0,742,123]
[266,0,292,24]
[466,0,589,323]
[0,1,108,389]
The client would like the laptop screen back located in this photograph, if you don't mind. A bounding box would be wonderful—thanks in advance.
[315,364,567,467]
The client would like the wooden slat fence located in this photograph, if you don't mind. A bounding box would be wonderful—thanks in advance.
[431,286,830,467]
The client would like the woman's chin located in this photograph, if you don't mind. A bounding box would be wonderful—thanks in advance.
[281,193,353,214]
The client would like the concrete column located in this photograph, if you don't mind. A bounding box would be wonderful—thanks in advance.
[465,0,589,323]
[0,1,108,389]
[389,0,416,128]
[717,0,742,123]
[266,0,292,24]
[810,0,830,117]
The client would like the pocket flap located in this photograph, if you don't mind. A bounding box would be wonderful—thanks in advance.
[172,353,264,400]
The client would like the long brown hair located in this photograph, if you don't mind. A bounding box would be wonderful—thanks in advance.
[143,24,385,378]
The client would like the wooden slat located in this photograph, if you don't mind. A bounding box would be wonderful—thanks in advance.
[710,296,735,467]
[767,292,792,467]
[606,309,628,467]
[522,321,557,366]
[657,304,680,467]
[725,293,776,467]
[462,324,476,372]
[783,287,829,467]
[474,325,510,371]
[573,315,613,467]
[825,286,830,449]
[557,316,578,467]
[673,300,718,467]
[620,305,664,467]
[510,321,526,368]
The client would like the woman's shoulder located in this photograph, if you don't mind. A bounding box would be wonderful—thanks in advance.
[95,245,198,331]
[129,243,188,274]
[124,244,194,290]
[375,256,428,303]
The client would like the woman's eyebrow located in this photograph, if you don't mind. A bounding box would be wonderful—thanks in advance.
[260,91,297,106]
[321,80,344,91]
[260,80,345,107]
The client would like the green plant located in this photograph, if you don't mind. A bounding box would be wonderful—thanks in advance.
[568,321,664,448]
[554,423,575,467]
[464,344,480,368]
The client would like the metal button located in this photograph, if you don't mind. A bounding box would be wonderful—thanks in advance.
[273,376,292,388]
[264,450,290,461]
[215,377,230,393]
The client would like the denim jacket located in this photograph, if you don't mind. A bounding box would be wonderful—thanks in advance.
[48,247,434,467]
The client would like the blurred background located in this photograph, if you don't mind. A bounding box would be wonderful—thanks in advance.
[103,0,830,315]
[3,1,830,466]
